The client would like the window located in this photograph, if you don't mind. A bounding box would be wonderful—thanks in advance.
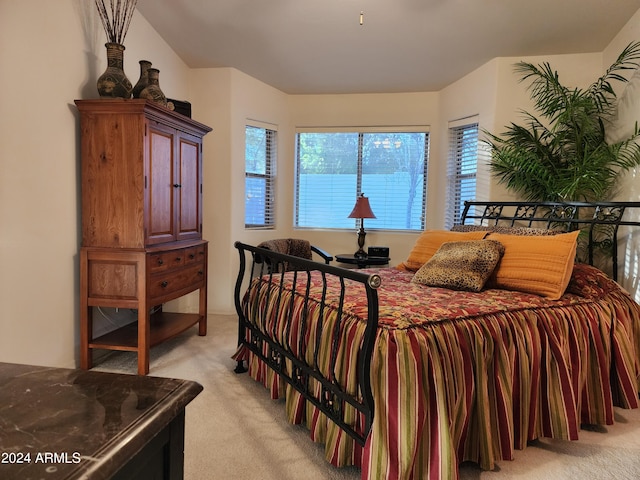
[295,128,429,231]
[245,124,276,228]
[446,119,478,228]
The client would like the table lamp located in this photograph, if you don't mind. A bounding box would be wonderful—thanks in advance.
[348,193,376,258]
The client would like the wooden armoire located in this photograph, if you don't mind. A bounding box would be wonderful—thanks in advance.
[76,99,212,375]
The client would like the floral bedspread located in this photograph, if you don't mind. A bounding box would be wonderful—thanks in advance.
[327,264,617,328]
[238,263,640,480]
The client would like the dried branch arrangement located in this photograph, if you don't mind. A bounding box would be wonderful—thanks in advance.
[95,0,138,44]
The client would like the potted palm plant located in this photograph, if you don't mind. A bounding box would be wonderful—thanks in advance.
[484,41,640,202]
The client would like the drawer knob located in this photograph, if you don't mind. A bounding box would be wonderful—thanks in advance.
[157,259,164,265]
[161,281,169,288]
[198,270,204,276]
[175,257,181,262]
[189,254,195,259]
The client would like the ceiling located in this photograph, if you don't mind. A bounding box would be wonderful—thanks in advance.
[136,0,640,95]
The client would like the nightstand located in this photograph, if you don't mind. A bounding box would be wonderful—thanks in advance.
[335,254,390,268]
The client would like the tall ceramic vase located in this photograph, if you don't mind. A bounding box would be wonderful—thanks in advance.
[132,60,152,98]
[139,68,167,106]
[96,42,132,98]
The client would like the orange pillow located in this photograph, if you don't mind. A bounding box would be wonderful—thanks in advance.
[485,230,580,299]
[396,230,488,272]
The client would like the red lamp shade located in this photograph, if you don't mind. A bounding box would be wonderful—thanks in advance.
[348,194,375,258]
[348,193,376,219]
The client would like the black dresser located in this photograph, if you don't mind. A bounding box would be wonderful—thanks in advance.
[0,362,202,479]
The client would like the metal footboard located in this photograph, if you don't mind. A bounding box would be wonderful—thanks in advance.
[233,241,381,446]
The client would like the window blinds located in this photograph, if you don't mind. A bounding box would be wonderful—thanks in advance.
[446,119,478,228]
[245,124,276,228]
[295,128,429,231]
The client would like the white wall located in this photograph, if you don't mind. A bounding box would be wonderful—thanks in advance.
[188,68,291,314]
[602,9,640,299]
[605,7,640,202]
[2,1,639,367]
[0,0,191,367]
[438,58,501,205]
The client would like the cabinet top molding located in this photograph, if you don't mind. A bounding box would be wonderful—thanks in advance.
[75,98,212,135]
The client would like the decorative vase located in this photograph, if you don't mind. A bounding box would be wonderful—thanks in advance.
[139,68,167,106]
[132,60,152,99]
[96,42,132,98]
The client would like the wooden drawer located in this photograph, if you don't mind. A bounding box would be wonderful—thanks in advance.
[184,244,206,265]
[149,249,187,273]
[149,264,205,300]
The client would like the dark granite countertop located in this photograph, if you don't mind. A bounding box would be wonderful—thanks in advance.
[0,362,202,480]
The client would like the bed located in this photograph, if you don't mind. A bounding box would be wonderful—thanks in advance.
[233,201,640,479]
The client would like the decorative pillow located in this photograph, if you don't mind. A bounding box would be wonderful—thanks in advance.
[451,224,565,236]
[485,230,580,299]
[411,240,505,292]
[396,230,488,272]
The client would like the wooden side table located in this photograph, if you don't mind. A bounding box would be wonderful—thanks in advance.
[335,254,390,268]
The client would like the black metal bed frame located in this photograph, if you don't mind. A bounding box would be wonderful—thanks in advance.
[233,242,381,446]
[233,201,640,448]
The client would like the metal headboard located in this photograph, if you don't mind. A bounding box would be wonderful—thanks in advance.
[460,201,640,282]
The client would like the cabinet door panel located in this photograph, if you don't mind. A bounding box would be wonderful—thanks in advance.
[147,127,175,244]
[176,134,201,241]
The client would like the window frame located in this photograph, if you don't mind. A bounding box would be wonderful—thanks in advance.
[244,121,277,229]
[446,118,479,229]
[294,126,430,232]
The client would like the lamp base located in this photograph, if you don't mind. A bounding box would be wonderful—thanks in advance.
[354,228,367,259]
[353,249,368,259]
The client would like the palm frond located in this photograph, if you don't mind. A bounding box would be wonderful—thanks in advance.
[486,42,640,203]
[588,41,640,114]
[514,61,569,121]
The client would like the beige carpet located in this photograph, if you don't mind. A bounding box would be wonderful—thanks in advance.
[95,314,640,480]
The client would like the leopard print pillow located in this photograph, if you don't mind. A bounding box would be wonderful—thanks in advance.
[451,224,564,236]
[411,239,505,292]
